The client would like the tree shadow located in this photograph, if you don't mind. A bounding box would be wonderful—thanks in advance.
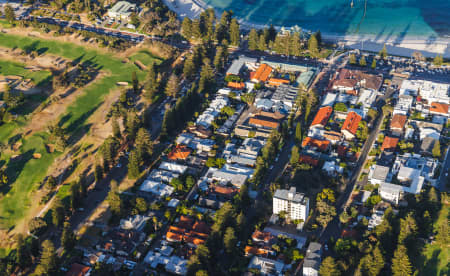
[421,249,442,276]
[1,149,35,194]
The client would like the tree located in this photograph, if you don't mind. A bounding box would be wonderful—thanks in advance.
[295,123,302,144]
[248,29,258,51]
[359,56,367,67]
[349,54,357,65]
[359,245,385,276]
[128,149,140,179]
[258,34,267,51]
[135,128,153,161]
[112,117,121,138]
[290,145,300,166]
[51,197,65,227]
[145,63,159,100]
[391,245,412,276]
[181,17,192,38]
[308,34,319,56]
[319,256,340,276]
[433,54,443,66]
[135,197,147,213]
[290,32,302,56]
[183,54,196,79]
[371,58,377,69]
[165,74,180,98]
[223,227,237,254]
[432,140,441,158]
[379,44,388,59]
[61,221,76,251]
[107,181,122,216]
[94,163,103,183]
[131,71,139,93]
[229,18,240,46]
[4,5,15,23]
[46,176,57,189]
[35,240,57,275]
[16,234,31,268]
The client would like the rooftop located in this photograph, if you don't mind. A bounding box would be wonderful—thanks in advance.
[381,136,399,152]
[168,145,192,160]
[311,106,333,128]
[390,114,408,130]
[302,137,330,152]
[304,242,322,270]
[273,187,308,205]
[430,102,449,115]
[252,64,273,83]
[341,111,362,136]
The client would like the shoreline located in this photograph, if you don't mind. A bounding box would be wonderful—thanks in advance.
[163,0,450,58]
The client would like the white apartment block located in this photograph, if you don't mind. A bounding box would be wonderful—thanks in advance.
[400,80,449,104]
[273,187,309,222]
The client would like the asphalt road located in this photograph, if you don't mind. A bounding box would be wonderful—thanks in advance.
[437,146,450,192]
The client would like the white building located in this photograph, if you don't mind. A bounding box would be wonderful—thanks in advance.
[303,242,322,276]
[273,187,309,223]
[248,256,284,276]
[196,96,229,129]
[368,165,391,185]
[321,93,337,107]
[392,153,438,184]
[322,161,344,176]
[107,1,137,21]
[394,95,414,115]
[139,180,174,198]
[378,166,425,204]
[159,162,188,174]
[400,80,450,104]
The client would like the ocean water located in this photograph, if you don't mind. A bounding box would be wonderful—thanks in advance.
[203,0,450,38]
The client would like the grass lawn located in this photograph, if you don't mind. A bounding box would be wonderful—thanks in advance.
[0,33,163,229]
[0,59,52,86]
[418,201,449,276]
[130,50,164,66]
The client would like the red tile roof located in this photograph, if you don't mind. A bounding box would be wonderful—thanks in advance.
[66,263,90,276]
[342,111,362,136]
[228,81,245,90]
[252,64,273,82]
[390,114,407,130]
[168,145,192,160]
[249,117,280,129]
[430,102,449,115]
[311,106,333,127]
[302,137,331,152]
[323,130,342,141]
[211,185,239,197]
[245,246,272,256]
[381,136,399,152]
[251,230,275,243]
[267,78,290,86]
[299,154,319,166]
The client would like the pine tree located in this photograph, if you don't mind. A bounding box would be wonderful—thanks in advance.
[371,58,377,69]
[295,123,302,144]
[379,44,388,59]
[214,46,225,71]
[94,163,103,183]
[319,256,340,276]
[315,30,322,46]
[290,32,302,56]
[61,221,75,251]
[391,245,412,276]
[181,17,192,39]
[350,54,357,65]
[144,63,159,100]
[4,4,15,24]
[360,56,367,66]
[223,227,236,254]
[248,29,259,51]
[308,34,319,56]
[128,149,140,179]
[165,74,180,98]
[131,71,139,93]
[46,175,57,189]
[107,181,122,216]
[183,54,197,79]
[290,145,300,166]
[398,212,418,247]
[51,197,65,227]
[35,240,57,275]
[191,19,202,39]
[112,117,121,138]
[135,128,153,161]
[258,34,267,51]
[16,234,31,268]
[229,18,240,46]
[126,112,140,140]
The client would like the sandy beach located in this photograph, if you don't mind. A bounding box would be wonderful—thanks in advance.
[163,0,450,58]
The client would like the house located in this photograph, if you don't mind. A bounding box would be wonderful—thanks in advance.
[66,263,91,276]
[430,102,449,117]
[419,127,441,141]
[148,169,179,184]
[311,106,333,128]
[299,154,319,166]
[390,114,408,135]
[302,137,330,152]
[168,145,192,161]
[323,131,343,144]
[368,209,385,230]
[159,162,188,174]
[321,93,337,107]
[248,117,280,130]
[139,180,174,198]
[271,84,299,108]
[381,136,399,152]
[227,81,245,90]
[273,187,309,223]
[322,161,343,176]
[107,1,137,21]
[166,216,210,247]
[120,215,149,232]
[207,164,254,188]
[251,64,273,83]
[252,230,276,244]
[267,78,290,86]
[245,246,274,257]
[368,165,391,185]
[303,242,322,276]
[332,69,382,92]
[392,153,438,184]
[341,111,362,140]
[196,96,229,129]
[394,95,414,115]
[248,256,284,276]
[379,166,425,204]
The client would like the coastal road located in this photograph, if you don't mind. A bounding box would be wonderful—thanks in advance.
[437,146,450,192]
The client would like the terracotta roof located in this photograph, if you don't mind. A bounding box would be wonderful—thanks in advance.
[342,111,362,135]
[252,64,273,82]
[211,185,239,197]
[267,78,290,86]
[302,137,330,152]
[333,78,358,89]
[333,68,382,90]
[299,154,319,166]
[166,232,183,242]
[66,263,90,276]
[227,81,245,90]
[346,89,358,96]
[245,246,271,256]
[249,117,280,129]
[430,102,449,115]
[390,114,407,130]
[168,145,192,160]
[381,136,399,152]
[252,230,274,243]
[311,106,333,127]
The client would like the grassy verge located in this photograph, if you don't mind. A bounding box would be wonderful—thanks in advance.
[0,33,163,229]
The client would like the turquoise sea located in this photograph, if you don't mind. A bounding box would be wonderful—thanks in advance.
[203,0,450,38]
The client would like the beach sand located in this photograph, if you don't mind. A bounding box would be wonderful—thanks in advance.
[163,0,450,58]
